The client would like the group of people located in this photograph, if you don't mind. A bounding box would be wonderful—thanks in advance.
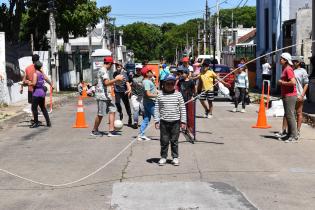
[20,54,54,128]
[276,53,309,142]
[90,55,234,166]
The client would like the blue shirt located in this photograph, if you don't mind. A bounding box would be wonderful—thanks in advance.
[143,79,157,103]
[159,68,170,81]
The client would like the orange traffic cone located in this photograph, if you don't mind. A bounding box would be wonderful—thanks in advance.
[82,86,88,98]
[73,96,88,128]
[252,94,271,129]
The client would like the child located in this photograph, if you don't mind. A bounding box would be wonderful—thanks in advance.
[196,60,229,118]
[154,74,187,166]
[137,67,158,141]
[233,66,249,113]
[177,66,196,102]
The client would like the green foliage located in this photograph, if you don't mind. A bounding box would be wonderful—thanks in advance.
[121,22,163,61]
[219,6,256,28]
[54,0,111,42]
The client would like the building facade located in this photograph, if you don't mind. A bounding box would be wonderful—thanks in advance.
[256,0,312,91]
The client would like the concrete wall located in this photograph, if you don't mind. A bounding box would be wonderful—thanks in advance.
[296,8,312,65]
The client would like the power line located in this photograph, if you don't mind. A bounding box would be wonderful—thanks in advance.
[242,0,249,7]
[111,10,203,16]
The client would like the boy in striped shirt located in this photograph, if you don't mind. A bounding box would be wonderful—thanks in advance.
[154,75,187,166]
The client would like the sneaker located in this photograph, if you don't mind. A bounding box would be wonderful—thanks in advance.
[132,123,138,129]
[277,135,289,141]
[90,130,103,137]
[108,131,121,137]
[203,113,208,118]
[137,135,151,141]
[172,158,180,166]
[297,131,301,139]
[241,109,246,113]
[158,158,167,166]
[47,122,52,127]
[128,118,132,127]
[275,131,287,138]
[207,114,213,119]
[232,108,237,113]
[29,122,40,128]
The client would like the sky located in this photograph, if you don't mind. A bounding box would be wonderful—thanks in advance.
[0,0,256,26]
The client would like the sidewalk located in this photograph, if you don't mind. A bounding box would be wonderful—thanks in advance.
[0,91,78,129]
[249,92,315,128]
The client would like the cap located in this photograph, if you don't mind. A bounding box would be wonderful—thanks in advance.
[176,66,189,74]
[104,56,113,63]
[292,56,304,63]
[182,57,189,62]
[162,63,167,69]
[135,64,143,69]
[115,60,123,66]
[164,74,176,82]
[141,66,152,76]
[34,61,43,70]
[281,52,293,65]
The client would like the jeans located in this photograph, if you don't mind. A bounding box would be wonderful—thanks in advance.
[160,120,180,159]
[32,96,50,124]
[139,101,155,136]
[235,87,246,109]
[115,92,132,119]
[131,95,144,124]
[283,96,297,138]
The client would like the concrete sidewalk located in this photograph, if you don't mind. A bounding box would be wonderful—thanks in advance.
[0,91,78,129]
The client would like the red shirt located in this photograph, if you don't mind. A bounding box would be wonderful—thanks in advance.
[25,64,35,91]
[281,66,297,97]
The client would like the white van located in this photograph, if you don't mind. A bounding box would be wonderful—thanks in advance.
[197,55,219,64]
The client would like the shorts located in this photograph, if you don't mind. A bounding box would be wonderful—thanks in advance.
[199,91,214,101]
[97,100,117,116]
[28,91,33,104]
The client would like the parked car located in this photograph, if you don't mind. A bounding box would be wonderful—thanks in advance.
[209,64,235,100]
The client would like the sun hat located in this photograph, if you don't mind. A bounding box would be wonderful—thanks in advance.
[281,52,293,65]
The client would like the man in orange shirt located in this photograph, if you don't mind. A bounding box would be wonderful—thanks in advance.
[20,54,39,103]
[20,54,40,121]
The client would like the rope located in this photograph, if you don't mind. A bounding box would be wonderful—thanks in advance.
[0,39,314,187]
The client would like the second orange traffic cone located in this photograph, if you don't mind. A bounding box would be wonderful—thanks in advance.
[252,94,271,129]
[82,85,88,98]
[73,96,88,128]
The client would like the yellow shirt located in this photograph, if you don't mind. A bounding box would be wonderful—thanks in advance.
[200,70,217,91]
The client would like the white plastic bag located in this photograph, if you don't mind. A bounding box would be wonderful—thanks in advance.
[218,82,230,96]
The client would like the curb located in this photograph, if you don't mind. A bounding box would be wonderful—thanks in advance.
[0,92,78,130]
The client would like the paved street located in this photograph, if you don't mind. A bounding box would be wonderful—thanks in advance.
[0,98,315,210]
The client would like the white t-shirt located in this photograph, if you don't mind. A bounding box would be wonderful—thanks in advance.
[188,65,194,72]
[262,63,272,75]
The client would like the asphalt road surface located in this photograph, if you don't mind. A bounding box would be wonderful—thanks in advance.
[0,98,314,210]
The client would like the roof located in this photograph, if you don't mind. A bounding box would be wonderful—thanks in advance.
[229,29,256,46]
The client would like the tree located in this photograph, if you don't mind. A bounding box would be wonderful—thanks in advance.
[121,22,163,61]
[159,19,201,62]
[219,6,256,28]
[54,0,111,43]
[0,1,25,44]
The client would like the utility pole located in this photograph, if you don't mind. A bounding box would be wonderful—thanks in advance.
[112,18,116,61]
[216,0,221,62]
[48,0,59,92]
[102,19,107,49]
[203,14,206,54]
[88,25,93,83]
[197,22,201,56]
[191,37,194,58]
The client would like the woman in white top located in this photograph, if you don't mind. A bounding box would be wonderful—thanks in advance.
[261,57,272,92]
